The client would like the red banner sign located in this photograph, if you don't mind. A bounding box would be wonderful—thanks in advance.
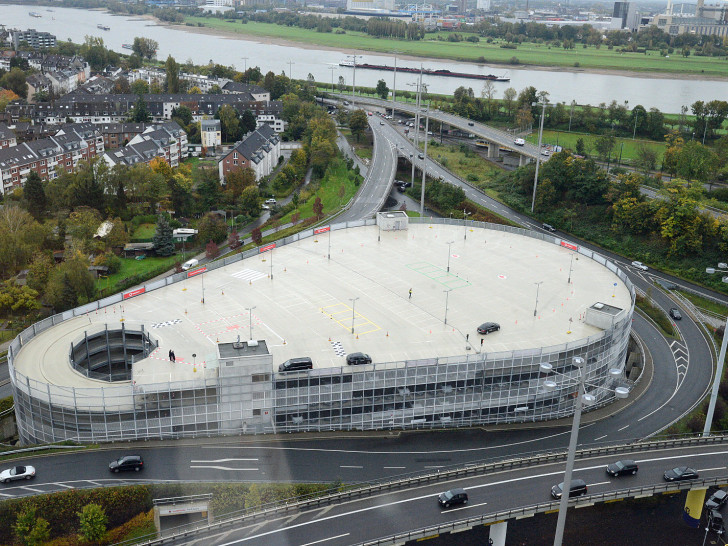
[123,287,145,299]
[259,243,276,253]
[187,266,207,278]
[314,226,331,235]
[560,241,578,251]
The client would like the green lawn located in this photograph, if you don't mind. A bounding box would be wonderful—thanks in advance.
[132,223,156,240]
[528,130,667,164]
[423,141,504,186]
[279,159,361,224]
[183,17,728,77]
[96,255,181,293]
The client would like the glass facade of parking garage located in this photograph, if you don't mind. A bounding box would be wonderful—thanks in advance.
[8,219,635,445]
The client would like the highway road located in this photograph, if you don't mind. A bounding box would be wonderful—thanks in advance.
[140,442,728,545]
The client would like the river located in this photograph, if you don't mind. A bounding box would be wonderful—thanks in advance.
[2,4,727,113]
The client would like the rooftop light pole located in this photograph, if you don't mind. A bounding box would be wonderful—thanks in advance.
[704,263,728,436]
[349,297,359,334]
[531,97,550,214]
[246,306,256,340]
[446,240,455,272]
[533,281,543,317]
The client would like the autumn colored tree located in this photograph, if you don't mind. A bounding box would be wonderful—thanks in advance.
[251,227,263,246]
[313,197,323,219]
[206,240,219,259]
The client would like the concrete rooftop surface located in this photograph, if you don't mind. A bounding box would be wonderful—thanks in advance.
[14,223,632,388]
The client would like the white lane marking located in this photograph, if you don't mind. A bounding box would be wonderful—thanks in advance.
[340,466,363,469]
[300,533,350,546]
[190,466,259,471]
[424,466,444,469]
[445,501,488,512]
[383,466,406,469]
[87,481,103,486]
[589,481,611,487]
[217,448,728,546]
[190,459,258,463]
[55,483,74,489]
[19,486,44,492]
[618,425,630,431]
[594,435,608,441]
[701,467,727,473]
[0,492,14,497]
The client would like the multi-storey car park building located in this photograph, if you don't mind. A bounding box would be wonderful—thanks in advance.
[8,217,636,444]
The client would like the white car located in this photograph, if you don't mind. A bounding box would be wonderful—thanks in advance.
[261,204,270,210]
[0,465,35,483]
[265,198,277,205]
[631,261,648,271]
[514,138,526,146]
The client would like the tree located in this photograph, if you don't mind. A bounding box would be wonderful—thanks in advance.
[78,503,108,543]
[130,79,149,96]
[575,138,586,156]
[113,76,131,94]
[594,132,616,161]
[13,507,50,546]
[205,240,219,259]
[349,109,369,142]
[132,37,158,60]
[216,104,241,142]
[153,214,175,257]
[0,281,40,317]
[197,213,228,245]
[26,251,54,292]
[503,87,517,118]
[251,227,263,246]
[225,167,256,201]
[238,186,260,216]
[240,109,257,135]
[313,196,323,219]
[45,254,96,311]
[481,80,496,117]
[24,171,46,219]
[0,204,47,274]
[165,55,180,93]
[171,105,193,127]
[375,79,389,100]
[0,68,28,99]
[676,141,719,187]
[635,143,658,174]
[131,95,151,123]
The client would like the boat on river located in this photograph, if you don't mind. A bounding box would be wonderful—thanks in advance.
[339,59,509,82]
[29,11,41,18]
[97,24,110,31]
[122,44,133,50]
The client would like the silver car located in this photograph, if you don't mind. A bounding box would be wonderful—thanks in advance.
[0,465,35,483]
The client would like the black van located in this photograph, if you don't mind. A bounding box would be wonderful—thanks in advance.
[551,478,587,499]
[278,357,313,373]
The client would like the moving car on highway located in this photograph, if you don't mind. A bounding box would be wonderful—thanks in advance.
[606,459,638,477]
[663,466,699,481]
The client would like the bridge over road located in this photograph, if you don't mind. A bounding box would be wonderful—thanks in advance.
[331,94,546,165]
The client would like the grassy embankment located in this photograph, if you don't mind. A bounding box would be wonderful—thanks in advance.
[183,17,728,77]
[526,130,667,164]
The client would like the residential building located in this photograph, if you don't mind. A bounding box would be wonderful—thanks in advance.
[102,121,187,169]
[98,122,147,149]
[201,119,222,149]
[0,123,102,195]
[10,28,56,50]
[26,73,52,102]
[0,123,17,149]
[218,124,280,183]
[221,81,271,101]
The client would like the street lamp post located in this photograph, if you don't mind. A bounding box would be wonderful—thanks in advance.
[531,99,549,214]
[704,264,728,435]
[329,66,336,94]
[246,306,256,340]
[346,54,362,106]
[349,297,359,334]
[446,240,455,272]
[420,105,430,217]
[546,358,630,546]
[568,252,575,284]
[444,288,452,325]
[241,57,249,73]
[287,60,295,81]
[533,281,543,317]
[463,209,472,240]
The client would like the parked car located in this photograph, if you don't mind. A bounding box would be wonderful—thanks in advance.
[669,308,682,320]
[477,322,500,335]
[265,198,277,205]
[542,223,556,232]
[514,138,526,146]
[346,352,372,365]
[663,466,699,481]
[261,204,270,210]
[0,465,35,483]
[109,455,144,473]
[438,488,468,508]
[551,479,587,499]
[705,489,728,511]
[709,510,725,535]
[631,261,648,271]
[606,459,638,477]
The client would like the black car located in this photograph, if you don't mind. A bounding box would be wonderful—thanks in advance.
[606,459,638,477]
[438,488,468,508]
[346,352,372,366]
[477,322,500,335]
[709,510,725,535]
[542,223,556,232]
[468,121,474,126]
[669,308,682,320]
[551,479,587,499]
[109,455,144,473]
[664,466,698,481]
[706,489,728,511]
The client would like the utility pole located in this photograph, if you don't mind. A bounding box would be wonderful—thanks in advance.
[531,99,548,213]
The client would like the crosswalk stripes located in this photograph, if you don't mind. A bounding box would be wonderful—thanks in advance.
[230,269,267,283]
[331,340,346,357]
[151,318,182,329]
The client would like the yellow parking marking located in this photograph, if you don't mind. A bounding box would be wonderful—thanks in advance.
[321,303,381,335]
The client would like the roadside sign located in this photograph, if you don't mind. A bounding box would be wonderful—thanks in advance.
[314,226,331,235]
[259,243,276,253]
[123,287,145,300]
[187,266,207,278]
[560,241,578,251]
